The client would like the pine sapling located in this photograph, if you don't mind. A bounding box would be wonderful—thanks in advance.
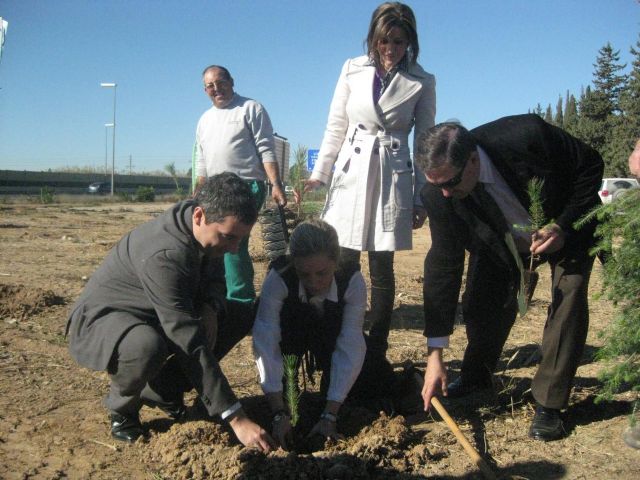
[513,177,553,308]
[525,177,547,272]
[283,354,300,427]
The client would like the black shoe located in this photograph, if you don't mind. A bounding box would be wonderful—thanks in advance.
[528,405,564,441]
[161,403,186,421]
[144,400,187,421]
[110,412,144,443]
[446,375,492,399]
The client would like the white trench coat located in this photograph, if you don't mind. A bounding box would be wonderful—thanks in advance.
[311,55,436,251]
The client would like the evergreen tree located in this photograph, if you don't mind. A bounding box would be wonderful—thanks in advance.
[619,34,640,159]
[576,86,609,153]
[544,104,553,124]
[564,94,579,134]
[533,103,543,117]
[554,96,564,127]
[593,42,628,115]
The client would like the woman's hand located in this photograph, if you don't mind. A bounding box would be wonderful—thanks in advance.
[304,179,324,193]
[308,417,342,442]
[271,412,294,451]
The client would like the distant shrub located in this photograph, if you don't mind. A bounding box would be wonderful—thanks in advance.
[117,191,133,202]
[40,186,55,204]
[135,186,155,202]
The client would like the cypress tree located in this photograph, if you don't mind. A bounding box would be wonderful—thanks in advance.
[564,94,579,135]
[544,104,553,124]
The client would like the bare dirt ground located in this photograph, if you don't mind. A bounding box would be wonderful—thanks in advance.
[0,201,638,479]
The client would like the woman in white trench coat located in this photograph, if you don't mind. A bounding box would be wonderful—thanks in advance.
[306,2,436,356]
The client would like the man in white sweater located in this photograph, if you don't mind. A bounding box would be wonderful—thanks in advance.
[195,65,286,304]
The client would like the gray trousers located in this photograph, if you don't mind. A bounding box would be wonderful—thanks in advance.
[104,301,254,416]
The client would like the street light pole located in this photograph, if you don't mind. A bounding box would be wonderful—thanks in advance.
[104,123,113,179]
[100,82,117,195]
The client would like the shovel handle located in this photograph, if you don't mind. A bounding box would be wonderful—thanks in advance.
[431,397,497,480]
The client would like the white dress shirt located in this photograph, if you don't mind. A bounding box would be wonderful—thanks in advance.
[253,268,367,403]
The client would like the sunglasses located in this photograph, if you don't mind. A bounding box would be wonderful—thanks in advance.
[431,168,465,189]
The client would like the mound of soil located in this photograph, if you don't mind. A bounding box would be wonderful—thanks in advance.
[141,412,441,480]
[0,283,66,320]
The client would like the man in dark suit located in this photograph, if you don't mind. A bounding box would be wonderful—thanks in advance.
[415,115,603,441]
[66,172,275,451]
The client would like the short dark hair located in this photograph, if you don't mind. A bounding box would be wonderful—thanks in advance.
[194,172,257,226]
[415,122,477,172]
[366,2,419,66]
[202,65,233,83]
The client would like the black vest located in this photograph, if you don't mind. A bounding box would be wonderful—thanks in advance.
[268,256,360,376]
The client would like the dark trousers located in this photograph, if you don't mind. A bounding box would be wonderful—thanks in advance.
[461,248,593,409]
[105,301,254,416]
[340,248,395,355]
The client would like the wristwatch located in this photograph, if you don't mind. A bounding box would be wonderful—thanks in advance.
[320,412,337,423]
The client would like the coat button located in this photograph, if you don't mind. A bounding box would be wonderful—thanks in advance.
[354,147,361,154]
[358,123,365,129]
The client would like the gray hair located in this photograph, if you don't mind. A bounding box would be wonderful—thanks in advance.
[194,172,257,226]
[289,219,340,263]
[415,122,477,172]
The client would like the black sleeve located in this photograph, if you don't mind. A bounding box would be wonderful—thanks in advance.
[421,184,467,338]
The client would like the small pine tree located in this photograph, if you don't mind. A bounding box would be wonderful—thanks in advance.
[283,354,300,427]
[575,190,640,419]
[289,145,308,218]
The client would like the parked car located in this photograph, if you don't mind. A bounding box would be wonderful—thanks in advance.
[598,178,640,204]
[87,182,108,194]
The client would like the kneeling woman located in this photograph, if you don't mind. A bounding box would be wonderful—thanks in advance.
[253,219,367,449]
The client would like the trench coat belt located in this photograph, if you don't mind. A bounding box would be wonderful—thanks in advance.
[376,131,410,231]
[375,131,408,151]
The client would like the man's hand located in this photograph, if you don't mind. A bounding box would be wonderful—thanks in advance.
[271,184,287,207]
[413,206,428,229]
[303,179,324,193]
[530,223,565,255]
[422,347,447,411]
[228,411,276,453]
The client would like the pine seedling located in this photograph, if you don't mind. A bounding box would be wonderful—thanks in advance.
[283,354,300,427]
[511,177,553,312]
[525,177,547,271]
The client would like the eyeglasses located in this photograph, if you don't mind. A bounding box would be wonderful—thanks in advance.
[204,80,231,91]
[429,155,470,189]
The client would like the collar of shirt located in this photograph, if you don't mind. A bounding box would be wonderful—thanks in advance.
[297,278,338,305]
[476,146,532,251]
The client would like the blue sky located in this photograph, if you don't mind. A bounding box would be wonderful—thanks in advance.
[0,0,638,173]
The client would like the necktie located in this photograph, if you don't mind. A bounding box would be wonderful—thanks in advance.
[472,183,527,316]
